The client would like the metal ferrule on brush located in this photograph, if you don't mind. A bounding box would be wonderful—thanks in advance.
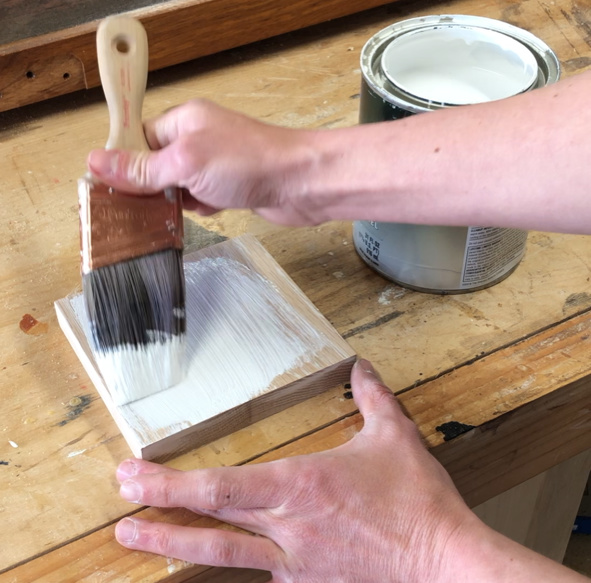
[79,175,184,274]
[79,176,187,405]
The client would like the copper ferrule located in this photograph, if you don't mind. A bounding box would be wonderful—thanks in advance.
[79,176,184,273]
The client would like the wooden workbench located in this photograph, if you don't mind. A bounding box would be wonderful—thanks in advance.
[1,0,590,581]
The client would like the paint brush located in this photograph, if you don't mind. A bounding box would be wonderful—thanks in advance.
[79,16,186,405]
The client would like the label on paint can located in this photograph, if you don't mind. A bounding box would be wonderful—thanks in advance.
[461,227,528,288]
[353,222,528,293]
[354,15,560,293]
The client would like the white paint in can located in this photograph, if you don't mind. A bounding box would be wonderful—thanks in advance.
[355,16,560,293]
[353,223,528,292]
[380,26,538,105]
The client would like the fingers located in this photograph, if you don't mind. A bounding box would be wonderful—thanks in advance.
[143,105,188,149]
[116,458,172,482]
[351,359,416,437]
[118,461,290,511]
[143,99,212,149]
[87,101,209,193]
[181,188,221,215]
[115,516,279,571]
[87,149,219,214]
[87,148,174,193]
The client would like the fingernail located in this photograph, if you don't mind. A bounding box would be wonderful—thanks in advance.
[116,517,137,543]
[88,149,118,177]
[120,480,142,503]
[117,459,138,481]
[355,358,376,375]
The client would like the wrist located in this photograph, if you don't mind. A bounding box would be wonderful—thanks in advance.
[436,513,509,583]
[282,122,425,225]
[437,511,588,583]
[284,126,386,224]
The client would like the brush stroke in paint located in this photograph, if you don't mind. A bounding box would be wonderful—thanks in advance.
[71,255,338,442]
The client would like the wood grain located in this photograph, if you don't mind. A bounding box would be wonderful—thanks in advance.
[473,449,591,562]
[0,0,395,112]
[8,308,591,582]
[55,235,356,461]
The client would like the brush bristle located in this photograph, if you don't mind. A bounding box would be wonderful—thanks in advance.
[83,248,186,405]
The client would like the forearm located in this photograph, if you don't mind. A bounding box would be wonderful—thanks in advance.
[440,514,588,583]
[292,70,591,234]
[88,70,591,231]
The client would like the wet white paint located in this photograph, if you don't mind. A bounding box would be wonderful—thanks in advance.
[381,26,538,105]
[126,257,331,439]
[71,255,336,444]
[94,337,185,406]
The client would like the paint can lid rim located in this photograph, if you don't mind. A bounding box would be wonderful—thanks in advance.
[360,15,561,113]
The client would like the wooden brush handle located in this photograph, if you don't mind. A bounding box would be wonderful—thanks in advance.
[96,16,150,151]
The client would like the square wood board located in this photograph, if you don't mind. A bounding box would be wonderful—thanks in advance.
[55,234,356,461]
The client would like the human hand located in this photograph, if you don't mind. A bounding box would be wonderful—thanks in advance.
[87,99,325,226]
[114,359,479,583]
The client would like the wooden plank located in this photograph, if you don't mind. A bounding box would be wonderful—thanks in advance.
[473,449,591,562]
[55,234,356,461]
[0,0,394,112]
[520,450,591,561]
[427,349,591,507]
[7,309,591,582]
[258,308,591,507]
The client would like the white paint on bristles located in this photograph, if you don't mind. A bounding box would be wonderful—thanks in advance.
[381,26,538,105]
[93,336,185,406]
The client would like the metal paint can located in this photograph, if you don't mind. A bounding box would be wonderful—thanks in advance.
[353,15,560,293]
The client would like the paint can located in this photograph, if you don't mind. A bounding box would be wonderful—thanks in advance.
[353,15,560,293]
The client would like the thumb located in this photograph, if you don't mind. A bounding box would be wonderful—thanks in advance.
[351,359,410,435]
[87,148,171,193]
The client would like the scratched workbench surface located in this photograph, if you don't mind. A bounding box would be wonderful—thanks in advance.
[1,0,591,580]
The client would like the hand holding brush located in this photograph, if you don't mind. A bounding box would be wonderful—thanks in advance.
[79,16,186,405]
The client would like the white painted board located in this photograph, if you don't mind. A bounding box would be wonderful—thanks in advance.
[55,235,356,460]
